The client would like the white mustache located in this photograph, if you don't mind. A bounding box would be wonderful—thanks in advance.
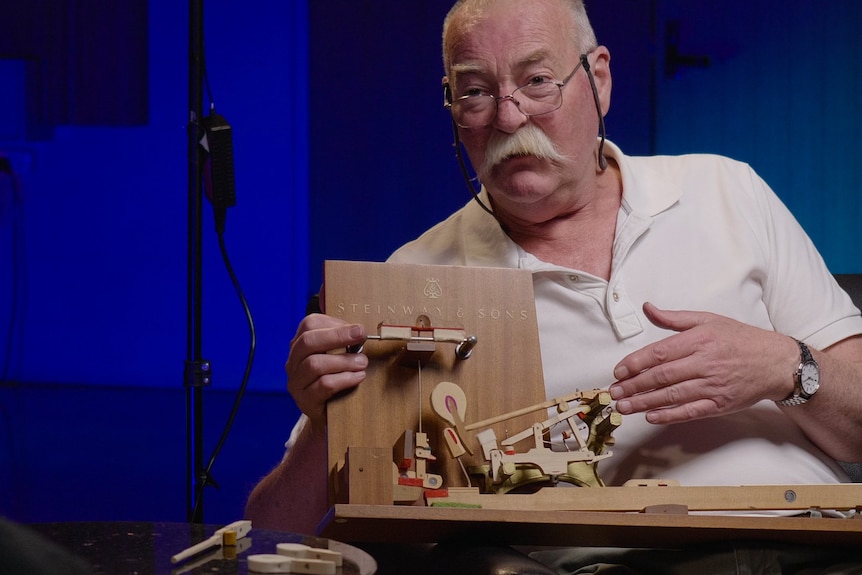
[480,124,568,178]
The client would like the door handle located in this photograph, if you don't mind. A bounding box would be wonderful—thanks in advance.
[665,20,710,78]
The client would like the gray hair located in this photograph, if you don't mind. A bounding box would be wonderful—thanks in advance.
[442,0,598,73]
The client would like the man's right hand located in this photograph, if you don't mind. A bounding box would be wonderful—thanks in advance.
[286,314,368,432]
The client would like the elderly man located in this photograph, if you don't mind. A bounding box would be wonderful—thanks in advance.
[247,0,862,571]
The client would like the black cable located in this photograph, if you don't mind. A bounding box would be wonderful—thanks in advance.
[190,229,256,521]
[451,118,499,221]
[201,46,215,113]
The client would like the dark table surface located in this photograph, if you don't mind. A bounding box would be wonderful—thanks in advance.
[23,521,377,575]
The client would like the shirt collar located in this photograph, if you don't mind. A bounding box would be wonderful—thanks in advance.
[605,139,681,217]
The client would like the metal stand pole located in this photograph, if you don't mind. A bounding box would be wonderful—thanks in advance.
[185,0,209,524]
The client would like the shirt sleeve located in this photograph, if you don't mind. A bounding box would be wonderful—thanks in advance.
[282,413,309,460]
[746,166,862,349]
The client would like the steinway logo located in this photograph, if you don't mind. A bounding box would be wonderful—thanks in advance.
[424,278,443,299]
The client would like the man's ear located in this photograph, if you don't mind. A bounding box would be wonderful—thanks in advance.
[591,46,612,116]
[442,76,452,105]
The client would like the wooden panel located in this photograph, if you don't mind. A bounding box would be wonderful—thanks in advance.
[323,261,545,505]
[344,447,392,505]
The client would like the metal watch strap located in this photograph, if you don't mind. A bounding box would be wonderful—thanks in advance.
[777,394,808,407]
[776,339,812,407]
[796,339,814,363]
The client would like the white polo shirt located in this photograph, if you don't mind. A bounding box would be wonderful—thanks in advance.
[388,140,862,486]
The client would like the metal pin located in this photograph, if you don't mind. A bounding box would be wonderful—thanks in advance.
[455,335,478,360]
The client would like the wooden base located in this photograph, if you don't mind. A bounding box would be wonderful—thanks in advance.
[318,503,862,548]
[433,484,862,513]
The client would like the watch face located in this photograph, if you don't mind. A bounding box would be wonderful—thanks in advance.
[800,361,820,395]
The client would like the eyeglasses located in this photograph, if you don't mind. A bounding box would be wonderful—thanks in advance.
[444,55,587,129]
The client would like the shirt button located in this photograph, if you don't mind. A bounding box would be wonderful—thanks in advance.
[612,292,620,302]
[569,274,579,282]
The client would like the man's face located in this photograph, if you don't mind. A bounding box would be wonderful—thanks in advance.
[445,0,608,222]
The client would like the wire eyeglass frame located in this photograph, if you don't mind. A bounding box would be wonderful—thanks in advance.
[445,58,586,129]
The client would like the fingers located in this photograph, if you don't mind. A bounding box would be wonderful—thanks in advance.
[286,314,369,429]
[290,359,368,428]
[635,398,726,425]
[290,313,366,355]
[642,302,709,332]
[610,308,782,424]
[613,332,690,382]
[613,304,714,379]
[612,374,732,422]
[611,314,728,402]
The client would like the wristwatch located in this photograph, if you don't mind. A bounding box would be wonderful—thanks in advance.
[776,339,820,406]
